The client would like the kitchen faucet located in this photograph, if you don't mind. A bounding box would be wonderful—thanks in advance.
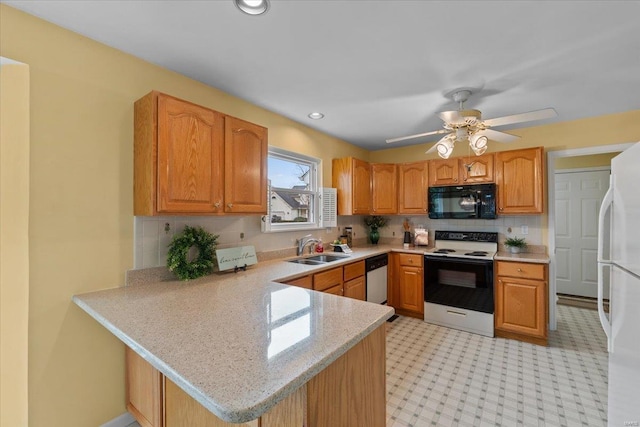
[297,235,320,256]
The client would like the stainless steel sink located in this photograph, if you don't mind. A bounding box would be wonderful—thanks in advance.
[287,258,325,265]
[306,254,348,263]
[286,254,349,264]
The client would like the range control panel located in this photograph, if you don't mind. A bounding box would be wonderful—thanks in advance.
[434,231,498,243]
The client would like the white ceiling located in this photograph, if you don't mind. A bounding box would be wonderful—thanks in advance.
[5,0,640,151]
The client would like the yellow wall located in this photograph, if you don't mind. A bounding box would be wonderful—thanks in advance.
[0,61,30,427]
[370,110,640,163]
[554,152,620,169]
[0,5,367,426]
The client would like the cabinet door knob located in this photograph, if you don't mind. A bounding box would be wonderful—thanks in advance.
[454,178,458,182]
[227,203,233,208]
[499,207,504,211]
[214,202,221,208]
[517,268,523,272]
[409,259,413,263]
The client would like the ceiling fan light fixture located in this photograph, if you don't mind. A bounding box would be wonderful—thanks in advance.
[469,133,489,155]
[235,0,270,15]
[435,139,454,159]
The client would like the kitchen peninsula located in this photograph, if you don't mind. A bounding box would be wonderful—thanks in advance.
[73,249,396,426]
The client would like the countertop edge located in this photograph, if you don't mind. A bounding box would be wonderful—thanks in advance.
[494,252,550,264]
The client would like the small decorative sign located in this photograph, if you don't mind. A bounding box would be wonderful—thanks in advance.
[215,246,258,272]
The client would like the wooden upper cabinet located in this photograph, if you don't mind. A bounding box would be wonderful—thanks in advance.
[224,116,268,214]
[428,158,460,186]
[398,161,428,214]
[495,147,544,214]
[135,91,225,215]
[459,153,494,183]
[371,163,397,214]
[134,91,268,216]
[332,157,371,215]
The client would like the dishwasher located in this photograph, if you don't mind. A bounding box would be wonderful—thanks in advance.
[366,254,388,304]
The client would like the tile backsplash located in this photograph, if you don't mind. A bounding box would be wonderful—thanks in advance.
[134,214,544,269]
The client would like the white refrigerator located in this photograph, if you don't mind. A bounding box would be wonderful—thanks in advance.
[597,141,640,426]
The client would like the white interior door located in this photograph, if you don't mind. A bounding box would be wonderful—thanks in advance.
[555,169,611,298]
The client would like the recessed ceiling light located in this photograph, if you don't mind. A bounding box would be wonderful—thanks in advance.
[308,112,325,120]
[235,0,270,16]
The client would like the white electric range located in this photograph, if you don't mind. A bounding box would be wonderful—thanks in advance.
[423,231,498,337]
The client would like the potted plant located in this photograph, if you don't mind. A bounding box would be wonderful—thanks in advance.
[504,236,527,254]
[363,215,389,245]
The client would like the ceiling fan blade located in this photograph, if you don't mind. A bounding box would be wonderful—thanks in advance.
[386,129,449,144]
[483,108,557,128]
[475,129,520,143]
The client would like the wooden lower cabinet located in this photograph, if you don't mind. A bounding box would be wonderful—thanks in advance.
[313,266,343,293]
[344,276,365,300]
[495,261,548,345]
[388,253,424,318]
[282,275,312,289]
[300,260,366,299]
[343,260,365,300]
[126,324,386,427]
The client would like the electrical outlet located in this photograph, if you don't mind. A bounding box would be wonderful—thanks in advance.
[521,225,529,235]
[392,231,395,236]
[240,232,245,239]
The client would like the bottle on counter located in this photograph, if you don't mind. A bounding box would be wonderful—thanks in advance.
[315,239,324,253]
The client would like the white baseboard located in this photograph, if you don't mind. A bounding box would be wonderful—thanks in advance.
[101,412,136,427]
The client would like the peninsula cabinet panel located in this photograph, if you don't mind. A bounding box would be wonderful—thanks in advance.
[307,325,386,427]
[224,116,268,214]
[459,153,494,183]
[429,158,460,186]
[134,91,225,215]
[495,147,544,214]
[371,163,398,214]
[126,346,163,427]
[127,323,386,427]
[332,157,371,215]
[398,161,429,214]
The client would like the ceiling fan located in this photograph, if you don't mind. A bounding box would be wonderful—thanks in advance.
[386,89,557,159]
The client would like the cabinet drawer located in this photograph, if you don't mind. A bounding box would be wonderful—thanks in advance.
[313,267,343,292]
[323,283,344,296]
[343,261,365,282]
[398,253,422,267]
[283,275,312,289]
[496,261,546,280]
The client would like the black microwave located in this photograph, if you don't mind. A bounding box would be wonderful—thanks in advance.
[428,183,497,219]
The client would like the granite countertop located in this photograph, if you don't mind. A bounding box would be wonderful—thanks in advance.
[494,251,550,264]
[73,246,399,423]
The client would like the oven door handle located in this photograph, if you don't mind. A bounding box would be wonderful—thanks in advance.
[446,310,467,317]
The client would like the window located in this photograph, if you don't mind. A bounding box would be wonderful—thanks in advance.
[264,147,322,232]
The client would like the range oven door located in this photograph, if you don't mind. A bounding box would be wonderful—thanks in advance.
[424,255,494,313]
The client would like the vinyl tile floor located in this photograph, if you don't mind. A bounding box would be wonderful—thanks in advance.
[127,305,607,427]
[386,304,608,427]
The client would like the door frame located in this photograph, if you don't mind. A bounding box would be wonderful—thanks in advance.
[547,142,635,330]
